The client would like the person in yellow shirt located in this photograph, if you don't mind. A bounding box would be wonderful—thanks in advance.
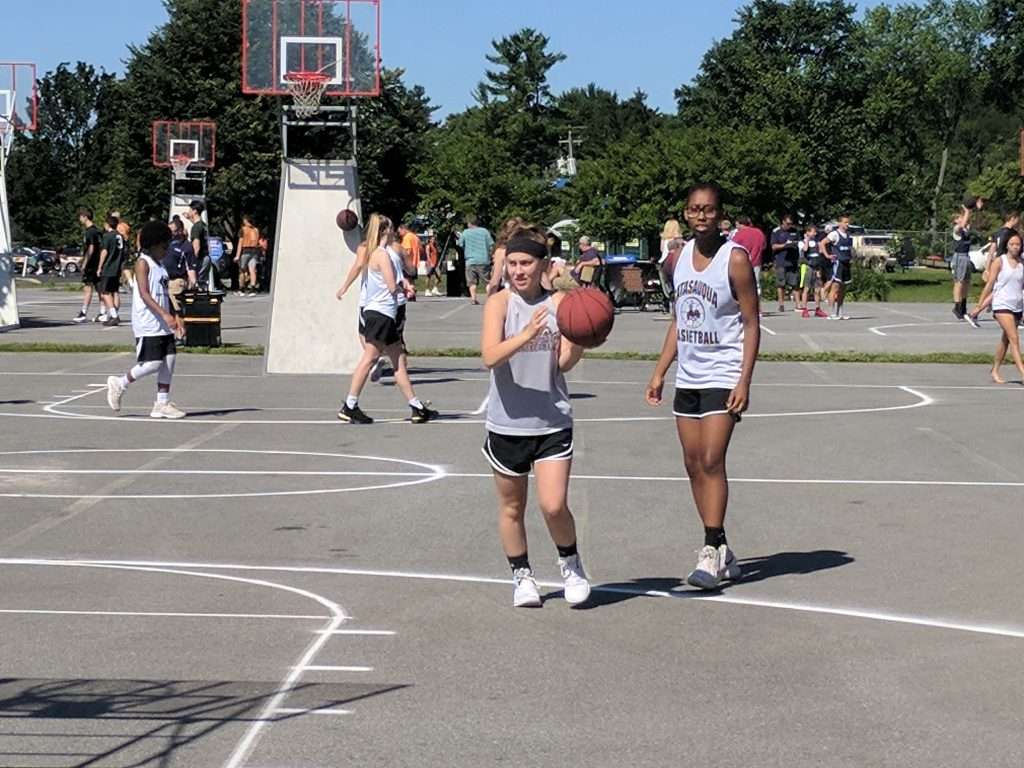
[236,215,261,295]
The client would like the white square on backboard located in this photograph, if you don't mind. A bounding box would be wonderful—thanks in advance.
[280,36,345,86]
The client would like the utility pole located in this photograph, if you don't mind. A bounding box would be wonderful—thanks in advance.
[558,127,583,177]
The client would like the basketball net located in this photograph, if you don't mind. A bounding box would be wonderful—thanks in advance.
[284,71,331,119]
[170,153,192,181]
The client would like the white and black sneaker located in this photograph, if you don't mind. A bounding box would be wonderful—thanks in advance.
[558,553,591,606]
[512,567,542,608]
[410,402,439,424]
[72,310,88,324]
[719,545,742,582]
[966,314,981,329]
[337,403,373,424]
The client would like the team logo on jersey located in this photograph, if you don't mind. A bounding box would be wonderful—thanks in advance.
[682,298,705,329]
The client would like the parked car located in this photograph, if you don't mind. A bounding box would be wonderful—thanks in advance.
[9,246,37,272]
[59,246,83,275]
[27,249,62,275]
[852,233,898,272]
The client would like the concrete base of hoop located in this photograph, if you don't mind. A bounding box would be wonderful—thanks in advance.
[265,159,362,375]
[0,161,19,331]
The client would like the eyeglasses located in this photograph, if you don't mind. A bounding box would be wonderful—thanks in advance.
[684,205,718,218]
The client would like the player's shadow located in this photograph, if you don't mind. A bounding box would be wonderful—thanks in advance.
[573,550,854,609]
[379,377,462,387]
[0,400,33,405]
[568,393,595,400]
[182,407,261,417]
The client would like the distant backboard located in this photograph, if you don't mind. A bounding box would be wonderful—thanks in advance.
[152,121,217,168]
[0,63,38,131]
[242,0,381,97]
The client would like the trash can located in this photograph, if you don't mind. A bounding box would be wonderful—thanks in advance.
[446,253,467,297]
[181,290,223,348]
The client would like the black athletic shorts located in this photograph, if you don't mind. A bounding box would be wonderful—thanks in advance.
[362,309,400,347]
[994,309,1023,326]
[135,335,176,363]
[395,304,407,338]
[82,267,99,286]
[834,261,852,285]
[673,387,738,420]
[482,428,574,477]
[99,275,120,294]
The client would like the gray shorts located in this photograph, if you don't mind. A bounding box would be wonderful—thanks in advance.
[776,265,800,289]
[240,247,261,270]
[951,253,972,282]
[466,263,491,287]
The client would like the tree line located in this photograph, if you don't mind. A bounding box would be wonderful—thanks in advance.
[7,0,1024,251]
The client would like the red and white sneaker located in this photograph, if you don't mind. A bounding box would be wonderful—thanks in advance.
[801,308,810,318]
[814,307,828,318]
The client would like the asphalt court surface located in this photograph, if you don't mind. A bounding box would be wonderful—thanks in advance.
[1,353,1024,766]
[10,284,1007,354]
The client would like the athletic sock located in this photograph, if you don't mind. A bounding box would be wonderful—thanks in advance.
[508,552,530,572]
[704,527,727,548]
[80,304,88,314]
[119,375,130,388]
[157,391,169,404]
[345,395,358,409]
[556,541,578,559]
[408,397,424,409]
[110,307,118,319]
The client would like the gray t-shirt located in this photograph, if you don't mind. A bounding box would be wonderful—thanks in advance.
[457,226,494,266]
[485,291,572,436]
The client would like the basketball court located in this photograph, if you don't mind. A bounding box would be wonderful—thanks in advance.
[1,353,1023,766]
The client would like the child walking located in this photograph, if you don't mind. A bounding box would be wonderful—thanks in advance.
[105,221,186,418]
[645,183,761,589]
[480,225,590,608]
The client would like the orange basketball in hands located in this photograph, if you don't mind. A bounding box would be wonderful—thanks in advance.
[556,288,615,348]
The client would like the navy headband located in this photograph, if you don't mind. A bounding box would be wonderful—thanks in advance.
[506,237,548,259]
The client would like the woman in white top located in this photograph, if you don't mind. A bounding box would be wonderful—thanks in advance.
[971,230,1024,384]
[659,219,683,265]
[338,214,437,425]
[645,183,761,590]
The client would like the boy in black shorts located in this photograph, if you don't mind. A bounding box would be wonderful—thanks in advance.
[74,208,104,323]
[97,215,126,327]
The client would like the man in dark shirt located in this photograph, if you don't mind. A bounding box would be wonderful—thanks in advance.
[97,215,126,327]
[186,200,220,290]
[74,208,105,323]
[164,219,197,313]
[770,214,801,313]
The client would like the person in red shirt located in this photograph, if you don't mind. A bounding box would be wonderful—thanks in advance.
[731,216,766,302]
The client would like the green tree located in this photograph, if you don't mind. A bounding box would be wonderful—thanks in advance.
[474,28,566,112]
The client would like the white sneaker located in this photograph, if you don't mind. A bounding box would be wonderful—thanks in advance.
[966,314,981,329]
[512,567,542,607]
[719,545,742,582]
[687,545,723,590]
[106,376,125,413]
[150,401,186,419]
[840,314,850,321]
[558,553,591,606]
[93,313,108,323]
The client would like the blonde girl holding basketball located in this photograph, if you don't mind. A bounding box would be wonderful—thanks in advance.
[646,183,761,590]
[481,225,589,608]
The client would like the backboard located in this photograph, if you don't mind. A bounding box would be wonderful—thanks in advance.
[242,0,381,97]
[0,63,38,131]
[152,121,217,168]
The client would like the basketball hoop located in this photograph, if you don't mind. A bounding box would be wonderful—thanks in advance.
[284,71,331,118]
[170,153,192,180]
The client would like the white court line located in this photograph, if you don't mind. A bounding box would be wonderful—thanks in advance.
[870,320,964,336]
[317,629,395,636]
[47,557,1024,641]
[759,323,777,336]
[299,665,373,672]
[800,333,823,352]
[273,707,351,716]
[438,302,471,321]
[0,608,327,620]
[0,559,351,768]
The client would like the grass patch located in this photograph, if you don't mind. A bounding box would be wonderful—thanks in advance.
[886,268,985,303]
[408,347,990,365]
[14,278,83,292]
[0,342,264,355]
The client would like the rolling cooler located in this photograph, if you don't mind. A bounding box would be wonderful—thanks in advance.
[180,290,224,347]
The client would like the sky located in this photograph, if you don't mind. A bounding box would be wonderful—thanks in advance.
[4,0,893,118]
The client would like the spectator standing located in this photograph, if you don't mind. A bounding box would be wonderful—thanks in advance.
[660,219,683,265]
[236,215,261,295]
[111,211,134,302]
[74,208,104,323]
[732,216,766,299]
[186,200,218,291]
[164,219,197,313]
[949,199,979,321]
[457,215,494,305]
[770,214,800,313]
[424,235,442,296]
[96,215,126,327]
[798,224,829,318]
[398,223,422,283]
[821,215,855,320]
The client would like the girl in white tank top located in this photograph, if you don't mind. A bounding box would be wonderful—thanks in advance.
[480,226,591,608]
[973,231,1024,384]
[644,183,761,591]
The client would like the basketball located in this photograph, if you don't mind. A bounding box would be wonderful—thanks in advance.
[557,287,615,348]
[336,208,359,231]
